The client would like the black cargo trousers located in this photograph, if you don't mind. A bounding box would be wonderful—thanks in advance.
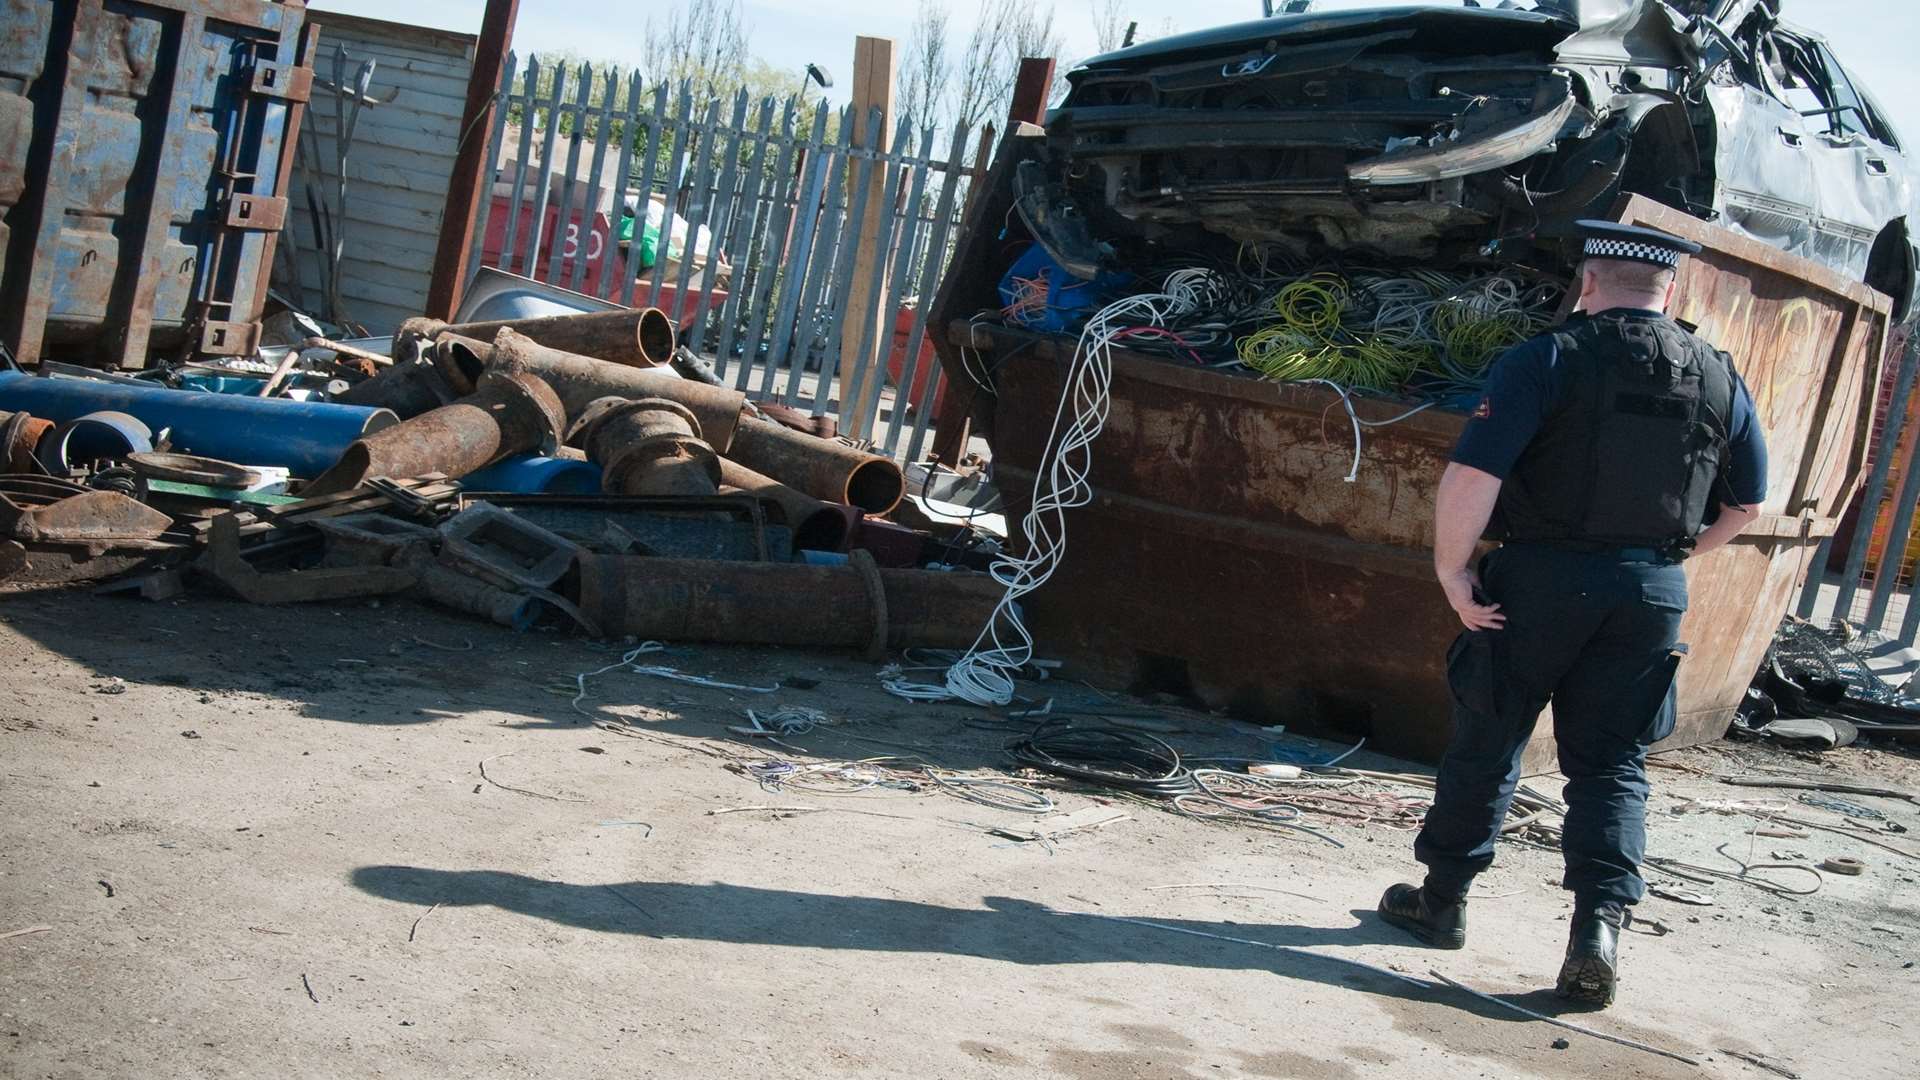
[1413,542,1687,908]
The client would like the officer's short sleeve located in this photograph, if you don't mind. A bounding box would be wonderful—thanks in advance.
[1723,371,1769,506]
[1449,336,1557,479]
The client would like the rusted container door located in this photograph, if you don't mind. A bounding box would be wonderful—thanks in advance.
[1627,199,1890,754]
[0,0,312,368]
[974,195,1891,767]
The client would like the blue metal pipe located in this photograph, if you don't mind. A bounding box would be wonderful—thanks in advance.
[461,454,603,494]
[0,372,397,477]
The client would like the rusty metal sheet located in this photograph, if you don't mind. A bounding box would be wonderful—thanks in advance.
[0,487,173,545]
[977,194,1893,767]
[988,342,1464,763]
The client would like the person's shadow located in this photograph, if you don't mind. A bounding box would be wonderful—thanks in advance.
[351,866,1587,1020]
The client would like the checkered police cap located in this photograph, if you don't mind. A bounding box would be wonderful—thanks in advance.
[1575,220,1703,270]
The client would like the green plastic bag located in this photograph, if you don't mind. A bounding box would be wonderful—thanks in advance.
[618,209,662,270]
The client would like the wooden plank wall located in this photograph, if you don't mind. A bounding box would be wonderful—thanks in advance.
[284,13,477,334]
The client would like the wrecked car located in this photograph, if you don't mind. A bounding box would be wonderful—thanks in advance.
[1030,0,1918,312]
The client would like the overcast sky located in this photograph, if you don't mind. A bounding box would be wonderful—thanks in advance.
[311,0,1918,140]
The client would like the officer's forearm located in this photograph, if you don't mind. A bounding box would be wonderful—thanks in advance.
[1433,463,1503,579]
[1692,503,1760,557]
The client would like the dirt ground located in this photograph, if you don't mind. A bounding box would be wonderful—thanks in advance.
[2,586,1916,1080]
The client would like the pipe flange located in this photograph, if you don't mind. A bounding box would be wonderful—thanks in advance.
[477,369,567,455]
[602,435,722,495]
[127,451,260,489]
[566,395,631,447]
[848,548,888,662]
[583,398,721,495]
[600,397,706,440]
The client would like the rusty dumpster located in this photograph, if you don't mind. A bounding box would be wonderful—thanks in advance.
[947,195,1894,770]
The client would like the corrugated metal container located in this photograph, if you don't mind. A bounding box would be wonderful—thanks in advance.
[952,194,1894,770]
[0,0,314,367]
[281,11,474,334]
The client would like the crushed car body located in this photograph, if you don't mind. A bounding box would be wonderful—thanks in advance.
[1028,0,1918,311]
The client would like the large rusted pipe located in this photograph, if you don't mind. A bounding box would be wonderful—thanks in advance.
[393,310,673,370]
[572,553,1002,654]
[331,357,458,419]
[417,562,540,630]
[717,457,856,552]
[580,397,721,496]
[725,417,905,514]
[306,367,565,495]
[451,309,675,368]
[0,410,54,473]
[459,328,747,452]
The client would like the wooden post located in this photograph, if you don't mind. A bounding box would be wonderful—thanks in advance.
[424,0,519,321]
[835,35,896,435]
[1008,57,1055,127]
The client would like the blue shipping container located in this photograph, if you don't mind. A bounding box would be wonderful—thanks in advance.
[0,0,313,368]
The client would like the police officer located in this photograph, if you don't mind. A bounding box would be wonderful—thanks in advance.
[1377,221,1770,1007]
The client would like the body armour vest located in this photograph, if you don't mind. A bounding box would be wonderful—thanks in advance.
[1488,311,1737,548]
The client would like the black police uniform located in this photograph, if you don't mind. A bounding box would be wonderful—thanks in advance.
[1413,236,1770,919]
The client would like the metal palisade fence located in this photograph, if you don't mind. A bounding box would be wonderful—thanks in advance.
[1798,327,1920,645]
[464,54,989,462]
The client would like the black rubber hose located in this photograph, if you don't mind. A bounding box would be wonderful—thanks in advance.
[1007,721,1200,797]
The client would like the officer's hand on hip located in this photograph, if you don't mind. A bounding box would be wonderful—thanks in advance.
[1439,569,1505,631]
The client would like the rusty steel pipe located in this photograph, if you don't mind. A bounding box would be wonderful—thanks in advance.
[331,356,459,419]
[448,308,675,368]
[724,417,905,514]
[417,562,541,630]
[717,457,856,552]
[468,328,747,452]
[572,553,1002,654]
[0,411,55,473]
[580,397,721,496]
[393,310,674,370]
[307,368,565,496]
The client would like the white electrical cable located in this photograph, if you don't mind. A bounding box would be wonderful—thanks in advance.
[572,642,778,719]
[883,270,1227,707]
[1294,378,1440,483]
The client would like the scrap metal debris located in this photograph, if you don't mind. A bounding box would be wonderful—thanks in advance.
[0,300,999,671]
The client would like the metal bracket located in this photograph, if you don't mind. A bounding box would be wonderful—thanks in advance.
[250,62,314,103]
[197,512,417,605]
[224,194,288,230]
[199,320,262,356]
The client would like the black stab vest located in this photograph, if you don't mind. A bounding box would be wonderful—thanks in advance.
[1487,311,1737,548]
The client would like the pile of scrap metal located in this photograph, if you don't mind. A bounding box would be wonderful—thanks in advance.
[0,307,999,657]
[1736,618,1920,749]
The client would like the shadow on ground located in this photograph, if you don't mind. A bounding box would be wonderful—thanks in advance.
[351,866,1596,1022]
[0,586,1314,773]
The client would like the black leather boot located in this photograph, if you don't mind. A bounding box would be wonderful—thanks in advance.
[1556,902,1627,1006]
[1377,883,1467,949]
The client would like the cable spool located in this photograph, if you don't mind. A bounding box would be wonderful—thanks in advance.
[1820,855,1866,876]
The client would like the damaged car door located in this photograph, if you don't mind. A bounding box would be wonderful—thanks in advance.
[1705,8,1822,260]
